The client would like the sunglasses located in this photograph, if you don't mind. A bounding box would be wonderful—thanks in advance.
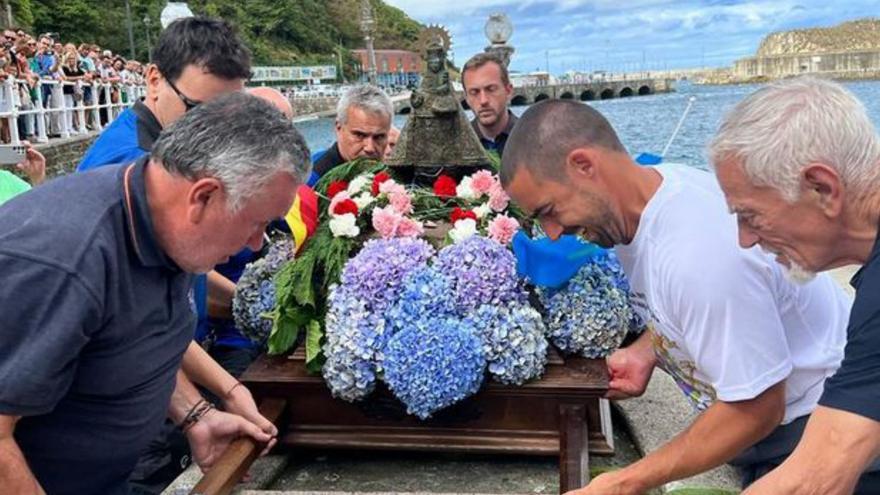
[165,76,202,111]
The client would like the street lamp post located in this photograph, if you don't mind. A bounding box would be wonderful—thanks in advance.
[144,15,152,61]
[359,0,378,85]
[124,0,136,60]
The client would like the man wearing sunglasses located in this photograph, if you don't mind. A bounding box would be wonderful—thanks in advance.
[78,17,250,171]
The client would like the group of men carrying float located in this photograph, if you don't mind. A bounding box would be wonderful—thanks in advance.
[1,15,879,495]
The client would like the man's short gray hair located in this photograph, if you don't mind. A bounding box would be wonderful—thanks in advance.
[336,84,393,125]
[709,76,880,202]
[152,92,311,212]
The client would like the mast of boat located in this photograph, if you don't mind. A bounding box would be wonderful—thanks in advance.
[661,95,697,157]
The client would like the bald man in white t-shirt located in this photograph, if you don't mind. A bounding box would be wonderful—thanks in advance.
[499,99,880,494]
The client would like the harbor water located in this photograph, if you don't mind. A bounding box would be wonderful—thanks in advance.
[295,81,880,168]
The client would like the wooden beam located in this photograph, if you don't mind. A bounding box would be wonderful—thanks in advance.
[189,398,287,495]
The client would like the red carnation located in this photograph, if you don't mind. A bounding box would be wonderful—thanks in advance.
[433,175,457,197]
[327,180,349,199]
[332,199,359,216]
[450,207,477,224]
[372,172,391,196]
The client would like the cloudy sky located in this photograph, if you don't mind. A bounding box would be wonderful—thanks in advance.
[383,0,876,74]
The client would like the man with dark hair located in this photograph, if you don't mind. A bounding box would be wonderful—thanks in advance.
[0,92,307,495]
[77,16,251,171]
[500,99,876,493]
[462,52,515,156]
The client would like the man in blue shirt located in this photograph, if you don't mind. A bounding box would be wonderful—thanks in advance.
[74,17,258,493]
[712,76,880,494]
[0,92,308,495]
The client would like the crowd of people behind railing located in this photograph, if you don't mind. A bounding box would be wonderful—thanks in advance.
[0,27,147,144]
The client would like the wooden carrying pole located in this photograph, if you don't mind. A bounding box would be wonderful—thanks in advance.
[190,398,287,495]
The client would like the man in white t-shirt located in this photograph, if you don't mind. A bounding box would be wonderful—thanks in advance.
[499,99,877,493]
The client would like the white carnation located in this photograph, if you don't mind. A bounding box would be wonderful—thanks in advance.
[449,218,478,243]
[329,213,360,238]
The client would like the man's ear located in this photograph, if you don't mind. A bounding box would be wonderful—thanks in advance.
[185,177,224,224]
[145,64,162,103]
[565,147,598,181]
[801,163,843,217]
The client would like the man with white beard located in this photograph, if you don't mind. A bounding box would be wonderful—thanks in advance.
[499,99,872,493]
[712,76,880,495]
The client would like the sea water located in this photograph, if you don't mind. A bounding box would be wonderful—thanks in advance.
[295,80,880,170]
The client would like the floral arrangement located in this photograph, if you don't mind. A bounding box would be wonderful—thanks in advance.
[538,250,641,358]
[260,158,641,417]
[232,236,296,345]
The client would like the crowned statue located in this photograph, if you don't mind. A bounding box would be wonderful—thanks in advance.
[386,26,492,181]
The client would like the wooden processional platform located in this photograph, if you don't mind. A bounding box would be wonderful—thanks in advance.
[236,347,612,494]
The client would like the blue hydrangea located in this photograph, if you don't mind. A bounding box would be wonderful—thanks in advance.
[467,304,548,385]
[434,236,527,312]
[233,237,296,345]
[383,315,486,419]
[322,285,388,401]
[539,254,635,358]
[383,266,456,337]
[339,238,435,312]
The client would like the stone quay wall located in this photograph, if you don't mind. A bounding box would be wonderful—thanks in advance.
[37,133,98,178]
[733,50,880,80]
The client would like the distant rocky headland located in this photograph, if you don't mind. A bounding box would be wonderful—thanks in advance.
[701,18,880,84]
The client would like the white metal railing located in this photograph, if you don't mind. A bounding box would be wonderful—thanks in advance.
[0,78,146,145]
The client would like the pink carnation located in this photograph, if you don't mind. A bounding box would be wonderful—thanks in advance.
[329,191,352,215]
[488,183,510,212]
[372,205,423,238]
[389,191,413,215]
[372,205,403,239]
[487,214,520,245]
[470,170,498,196]
[397,217,424,237]
[378,179,406,196]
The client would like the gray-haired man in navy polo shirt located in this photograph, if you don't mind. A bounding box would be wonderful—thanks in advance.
[713,77,880,494]
[0,92,311,494]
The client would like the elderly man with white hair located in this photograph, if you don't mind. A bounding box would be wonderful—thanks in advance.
[712,76,880,494]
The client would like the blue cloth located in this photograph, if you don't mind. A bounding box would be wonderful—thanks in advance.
[511,231,605,289]
[635,152,663,165]
[819,224,880,422]
[0,160,195,494]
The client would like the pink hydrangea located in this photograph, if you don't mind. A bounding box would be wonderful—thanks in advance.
[329,191,352,216]
[389,191,413,215]
[488,183,510,212]
[487,214,520,245]
[470,170,498,197]
[379,179,406,197]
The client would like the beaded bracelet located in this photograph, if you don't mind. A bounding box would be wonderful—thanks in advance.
[180,399,215,432]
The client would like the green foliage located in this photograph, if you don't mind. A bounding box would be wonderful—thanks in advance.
[21,0,422,69]
[269,158,382,369]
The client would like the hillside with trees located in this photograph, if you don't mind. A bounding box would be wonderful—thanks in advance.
[4,0,423,76]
